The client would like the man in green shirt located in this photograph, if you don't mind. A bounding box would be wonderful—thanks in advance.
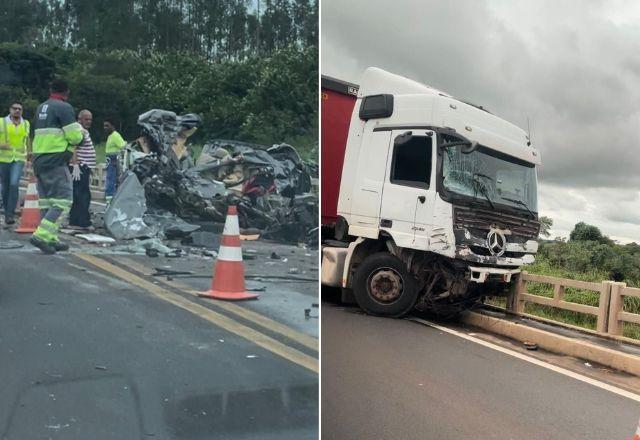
[103,118,126,202]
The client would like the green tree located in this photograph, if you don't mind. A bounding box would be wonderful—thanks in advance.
[570,222,606,242]
[538,215,553,238]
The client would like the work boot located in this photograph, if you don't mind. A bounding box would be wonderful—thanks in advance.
[53,241,70,252]
[30,236,57,255]
[5,217,15,225]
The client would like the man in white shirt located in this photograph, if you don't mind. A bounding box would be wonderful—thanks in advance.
[68,109,96,230]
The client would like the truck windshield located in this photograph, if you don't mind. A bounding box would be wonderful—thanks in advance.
[442,145,538,213]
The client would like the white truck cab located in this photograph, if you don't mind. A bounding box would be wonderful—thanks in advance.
[323,68,542,317]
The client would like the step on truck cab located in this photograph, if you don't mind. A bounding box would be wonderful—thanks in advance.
[321,68,541,317]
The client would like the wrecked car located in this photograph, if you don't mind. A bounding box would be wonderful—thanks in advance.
[110,109,317,244]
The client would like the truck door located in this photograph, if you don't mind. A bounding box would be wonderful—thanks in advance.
[379,129,436,250]
[348,129,392,231]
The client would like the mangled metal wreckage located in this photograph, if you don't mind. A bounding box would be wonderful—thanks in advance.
[107,109,317,244]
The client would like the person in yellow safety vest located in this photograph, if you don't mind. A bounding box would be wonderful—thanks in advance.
[30,79,83,254]
[0,101,32,225]
[103,118,127,203]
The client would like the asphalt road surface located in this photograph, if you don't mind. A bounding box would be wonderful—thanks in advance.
[322,297,640,440]
[0,247,318,440]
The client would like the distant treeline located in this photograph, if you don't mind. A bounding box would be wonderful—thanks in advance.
[1,0,316,58]
[0,0,318,157]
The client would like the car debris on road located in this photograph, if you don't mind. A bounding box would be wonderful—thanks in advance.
[64,108,318,258]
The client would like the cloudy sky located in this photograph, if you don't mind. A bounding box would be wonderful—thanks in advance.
[322,0,640,243]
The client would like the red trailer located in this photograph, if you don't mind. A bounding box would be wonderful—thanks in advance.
[320,75,359,226]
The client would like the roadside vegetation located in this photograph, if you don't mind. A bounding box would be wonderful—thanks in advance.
[0,0,318,161]
[488,218,640,339]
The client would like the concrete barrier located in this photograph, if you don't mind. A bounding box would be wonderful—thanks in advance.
[462,311,640,377]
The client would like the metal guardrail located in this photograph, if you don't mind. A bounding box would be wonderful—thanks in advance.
[503,272,638,337]
[21,163,106,200]
[24,163,106,188]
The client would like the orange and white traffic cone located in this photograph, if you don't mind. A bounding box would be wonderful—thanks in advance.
[198,205,259,301]
[633,417,640,440]
[15,175,40,233]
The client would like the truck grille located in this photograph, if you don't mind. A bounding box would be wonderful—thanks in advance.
[469,245,527,259]
[454,206,540,239]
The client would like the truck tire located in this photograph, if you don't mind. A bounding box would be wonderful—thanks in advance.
[353,252,419,317]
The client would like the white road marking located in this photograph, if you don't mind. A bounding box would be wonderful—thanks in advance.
[409,317,640,403]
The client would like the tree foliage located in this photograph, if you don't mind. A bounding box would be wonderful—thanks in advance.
[569,221,612,244]
[0,0,317,59]
[0,1,318,157]
[538,215,553,237]
[534,219,640,285]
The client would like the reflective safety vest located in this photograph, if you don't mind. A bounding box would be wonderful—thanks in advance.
[105,130,127,154]
[32,98,83,155]
[0,117,30,163]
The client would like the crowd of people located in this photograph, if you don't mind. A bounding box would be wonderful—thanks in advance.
[0,79,127,254]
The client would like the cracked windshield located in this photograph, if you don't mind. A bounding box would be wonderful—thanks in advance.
[442,143,538,213]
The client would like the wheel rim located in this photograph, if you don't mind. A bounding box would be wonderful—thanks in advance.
[367,267,403,304]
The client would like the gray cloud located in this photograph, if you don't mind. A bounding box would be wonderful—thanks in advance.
[322,0,640,242]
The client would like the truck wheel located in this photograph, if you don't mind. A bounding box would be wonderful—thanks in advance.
[353,252,418,317]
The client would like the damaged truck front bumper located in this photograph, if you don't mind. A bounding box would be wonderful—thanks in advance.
[467,266,521,283]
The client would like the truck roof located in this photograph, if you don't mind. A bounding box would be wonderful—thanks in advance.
[357,68,541,165]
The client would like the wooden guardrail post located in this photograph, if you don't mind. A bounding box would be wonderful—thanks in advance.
[597,281,612,334]
[607,282,626,336]
[506,272,525,315]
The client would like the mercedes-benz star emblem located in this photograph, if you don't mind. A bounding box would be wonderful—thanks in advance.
[487,230,507,256]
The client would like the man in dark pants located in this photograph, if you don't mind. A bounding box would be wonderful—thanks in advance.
[0,101,31,224]
[30,79,83,254]
[69,109,96,230]
[103,118,126,203]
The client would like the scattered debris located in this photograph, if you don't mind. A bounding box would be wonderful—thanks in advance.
[165,249,184,258]
[183,231,219,249]
[270,252,281,260]
[304,304,319,319]
[0,240,23,249]
[117,113,317,244]
[105,173,155,240]
[112,238,175,255]
[152,268,194,277]
[95,365,108,370]
[76,234,116,244]
[144,210,200,239]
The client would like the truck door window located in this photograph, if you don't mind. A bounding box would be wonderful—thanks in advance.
[390,135,432,189]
